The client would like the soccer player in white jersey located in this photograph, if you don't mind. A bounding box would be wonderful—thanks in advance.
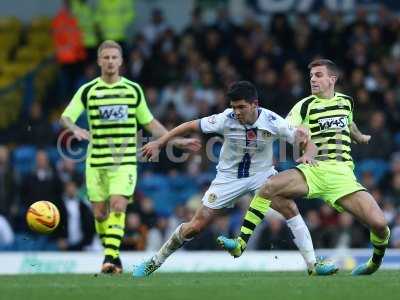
[133,81,337,277]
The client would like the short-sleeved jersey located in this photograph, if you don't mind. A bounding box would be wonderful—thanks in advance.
[286,92,354,165]
[62,77,154,168]
[200,108,296,178]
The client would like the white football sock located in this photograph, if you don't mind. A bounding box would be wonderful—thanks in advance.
[286,215,316,269]
[153,224,186,265]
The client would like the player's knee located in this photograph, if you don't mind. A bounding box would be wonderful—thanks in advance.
[370,218,388,234]
[260,181,277,198]
[93,209,108,221]
[110,201,126,213]
[110,197,127,213]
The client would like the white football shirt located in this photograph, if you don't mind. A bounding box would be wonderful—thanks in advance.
[200,108,295,178]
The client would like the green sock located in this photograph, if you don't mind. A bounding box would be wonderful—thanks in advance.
[239,194,271,245]
[95,218,108,248]
[370,227,390,266]
[104,212,126,259]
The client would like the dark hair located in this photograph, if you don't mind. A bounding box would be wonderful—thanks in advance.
[308,59,339,77]
[227,81,258,103]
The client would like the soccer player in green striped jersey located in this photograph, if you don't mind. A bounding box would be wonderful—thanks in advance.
[219,59,390,275]
[60,40,199,274]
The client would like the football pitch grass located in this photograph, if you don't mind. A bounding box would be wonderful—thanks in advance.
[2,271,400,300]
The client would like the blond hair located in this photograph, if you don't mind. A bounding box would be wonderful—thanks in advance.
[97,40,123,57]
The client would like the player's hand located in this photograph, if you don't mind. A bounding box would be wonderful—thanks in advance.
[296,154,318,166]
[141,140,161,162]
[174,138,202,152]
[357,134,371,144]
[72,127,90,141]
[294,126,310,145]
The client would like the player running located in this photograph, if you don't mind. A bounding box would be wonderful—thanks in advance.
[60,40,199,274]
[133,81,338,277]
[219,59,390,276]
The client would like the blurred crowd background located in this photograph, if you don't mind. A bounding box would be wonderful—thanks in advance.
[1,0,400,252]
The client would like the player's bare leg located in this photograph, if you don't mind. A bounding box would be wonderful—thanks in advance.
[133,205,218,277]
[338,191,390,275]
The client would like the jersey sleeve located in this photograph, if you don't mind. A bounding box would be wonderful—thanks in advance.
[269,112,296,144]
[135,85,154,125]
[199,112,227,135]
[61,86,85,123]
[285,101,304,127]
[348,99,354,125]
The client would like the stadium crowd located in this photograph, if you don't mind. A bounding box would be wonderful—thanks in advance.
[1,3,400,252]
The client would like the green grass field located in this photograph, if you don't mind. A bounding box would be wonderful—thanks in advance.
[1,271,400,300]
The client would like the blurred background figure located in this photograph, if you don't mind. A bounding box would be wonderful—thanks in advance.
[95,0,135,54]
[55,180,95,250]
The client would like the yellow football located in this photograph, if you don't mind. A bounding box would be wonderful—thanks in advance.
[26,201,60,234]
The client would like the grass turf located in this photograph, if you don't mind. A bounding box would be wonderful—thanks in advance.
[1,271,400,300]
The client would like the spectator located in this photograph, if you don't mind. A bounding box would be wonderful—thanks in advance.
[57,158,83,185]
[142,8,168,45]
[0,214,14,249]
[95,0,135,52]
[52,0,86,101]
[390,214,400,248]
[0,146,17,222]
[70,0,98,62]
[18,102,54,147]
[257,214,295,250]
[21,150,62,211]
[121,212,148,250]
[54,180,95,250]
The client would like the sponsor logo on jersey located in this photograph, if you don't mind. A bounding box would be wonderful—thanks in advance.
[98,105,128,121]
[318,116,348,130]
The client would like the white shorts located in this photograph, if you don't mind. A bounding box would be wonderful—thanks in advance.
[202,168,277,209]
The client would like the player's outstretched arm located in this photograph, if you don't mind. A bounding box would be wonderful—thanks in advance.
[60,116,90,141]
[141,120,201,161]
[349,122,371,144]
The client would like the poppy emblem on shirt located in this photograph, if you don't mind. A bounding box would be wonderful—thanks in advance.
[247,130,257,141]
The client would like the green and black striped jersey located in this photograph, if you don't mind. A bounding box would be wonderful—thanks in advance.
[286,92,354,165]
[62,77,154,168]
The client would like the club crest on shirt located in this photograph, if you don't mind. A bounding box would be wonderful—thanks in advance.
[260,130,272,138]
[208,193,217,203]
[95,91,104,98]
[208,115,217,124]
